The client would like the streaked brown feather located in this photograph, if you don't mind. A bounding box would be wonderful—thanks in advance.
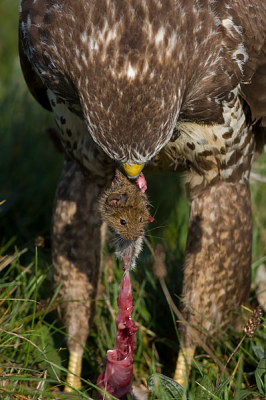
[19,26,52,111]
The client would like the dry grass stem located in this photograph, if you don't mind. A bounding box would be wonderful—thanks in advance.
[215,306,263,392]
[145,239,225,374]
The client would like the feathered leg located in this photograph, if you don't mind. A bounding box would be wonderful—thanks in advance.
[51,160,111,391]
[174,179,252,385]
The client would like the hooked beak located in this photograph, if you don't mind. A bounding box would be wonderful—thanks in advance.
[122,164,144,179]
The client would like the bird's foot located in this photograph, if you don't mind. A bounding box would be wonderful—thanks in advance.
[132,384,149,400]
[64,351,82,392]
[173,347,195,387]
[136,172,147,193]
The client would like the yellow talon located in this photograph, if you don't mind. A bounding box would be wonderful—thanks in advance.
[122,164,144,178]
[65,351,82,392]
[173,347,195,387]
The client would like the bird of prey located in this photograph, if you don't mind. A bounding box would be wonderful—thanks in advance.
[19,0,266,391]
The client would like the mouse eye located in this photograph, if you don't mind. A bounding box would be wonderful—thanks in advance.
[139,217,143,223]
[120,219,127,225]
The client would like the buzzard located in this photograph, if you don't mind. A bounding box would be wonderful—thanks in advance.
[19,0,266,391]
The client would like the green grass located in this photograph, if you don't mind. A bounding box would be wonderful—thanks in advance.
[1,1,266,399]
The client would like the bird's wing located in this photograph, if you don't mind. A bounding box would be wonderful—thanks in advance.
[229,0,266,125]
[19,0,81,112]
[19,23,52,111]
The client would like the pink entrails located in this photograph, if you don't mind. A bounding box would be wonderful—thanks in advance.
[135,173,154,222]
[97,270,138,399]
[136,172,147,193]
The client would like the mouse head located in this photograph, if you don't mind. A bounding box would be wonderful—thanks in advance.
[105,195,150,241]
[98,173,152,241]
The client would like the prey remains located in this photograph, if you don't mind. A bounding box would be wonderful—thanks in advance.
[98,170,153,269]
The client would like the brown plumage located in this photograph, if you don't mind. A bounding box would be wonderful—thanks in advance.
[19,0,266,391]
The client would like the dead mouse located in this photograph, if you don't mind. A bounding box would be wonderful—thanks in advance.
[98,170,153,268]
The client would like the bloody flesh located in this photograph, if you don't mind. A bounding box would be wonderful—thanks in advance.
[97,269,138,399]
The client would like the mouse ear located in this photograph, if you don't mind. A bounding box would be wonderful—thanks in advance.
[107,193,128,207]
[112,170,126,186]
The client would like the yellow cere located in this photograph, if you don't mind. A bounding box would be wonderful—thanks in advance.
[122,164,144,178]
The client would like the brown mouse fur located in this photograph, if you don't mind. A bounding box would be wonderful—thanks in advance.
[98,170,150,241]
